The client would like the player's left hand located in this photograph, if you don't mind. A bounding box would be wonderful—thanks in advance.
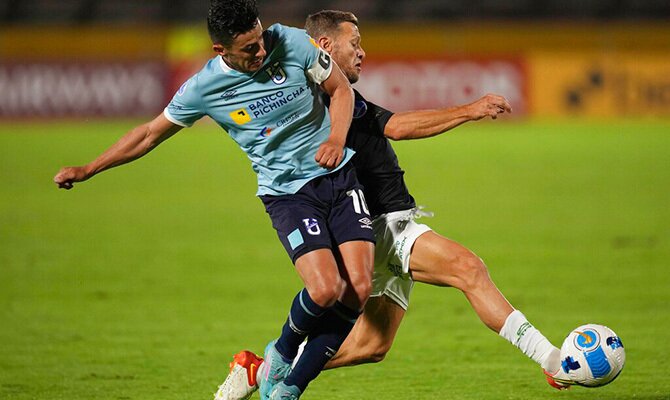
[315,140,344,169]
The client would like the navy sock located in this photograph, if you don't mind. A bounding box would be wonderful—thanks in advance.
[284,301,360,392]
[275,289,326,361]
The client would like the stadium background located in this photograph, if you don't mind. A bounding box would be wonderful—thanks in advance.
[1,1,669,399]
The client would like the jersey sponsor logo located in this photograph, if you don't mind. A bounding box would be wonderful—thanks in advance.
[259,127,273,137]
[265,61,287,85]
[276,112,300,127]
[230,108,252,125]
[303,218,321,236]
[353,100,368,119]
[318,51,332,71]
[247,87,306,118]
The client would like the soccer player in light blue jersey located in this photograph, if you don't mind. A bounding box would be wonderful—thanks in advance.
[54,1,376,399]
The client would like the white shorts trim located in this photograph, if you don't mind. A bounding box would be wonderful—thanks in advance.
[370,208,432,310]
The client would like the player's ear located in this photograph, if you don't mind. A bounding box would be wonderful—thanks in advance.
[317,37,333,52]
[212,43,226,56]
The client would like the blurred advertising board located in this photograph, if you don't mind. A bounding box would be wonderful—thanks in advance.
[529,52,670,117]
[0,62,168,118]
[353,58,528,115]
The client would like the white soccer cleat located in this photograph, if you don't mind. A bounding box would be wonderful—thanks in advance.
[214,350,264,400]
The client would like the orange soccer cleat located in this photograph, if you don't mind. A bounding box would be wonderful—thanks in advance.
[214,350,264,400]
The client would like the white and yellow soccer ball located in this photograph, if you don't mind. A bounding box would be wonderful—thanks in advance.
[559,324,625,387]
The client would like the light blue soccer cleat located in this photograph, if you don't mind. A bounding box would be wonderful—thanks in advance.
[259,340,292,400]
[270,382,302,400]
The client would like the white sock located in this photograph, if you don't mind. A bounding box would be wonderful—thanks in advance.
[499,310,560,371]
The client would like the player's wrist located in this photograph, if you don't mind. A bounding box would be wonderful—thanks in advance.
[325,135,346,147]
[463,103,479,121]
[83,164,97,179]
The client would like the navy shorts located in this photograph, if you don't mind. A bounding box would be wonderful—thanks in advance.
[260,163,376,263]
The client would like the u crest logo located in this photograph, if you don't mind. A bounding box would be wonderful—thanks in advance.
[266,62,287,85]
[302,218,321,236]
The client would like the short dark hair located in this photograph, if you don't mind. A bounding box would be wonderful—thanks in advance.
[207,0,260,46]
[305,10,358,39]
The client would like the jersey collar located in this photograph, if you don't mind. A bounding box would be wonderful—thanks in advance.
[219,56,234,74]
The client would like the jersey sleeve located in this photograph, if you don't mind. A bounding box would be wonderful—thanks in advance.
[278,24,333,85]
[163,76,205,128]
[356,89,394,137]
[368,101,394,135]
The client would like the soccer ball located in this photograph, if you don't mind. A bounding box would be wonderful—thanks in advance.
[559,324,625,387]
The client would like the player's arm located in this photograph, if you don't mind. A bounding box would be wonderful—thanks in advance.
[53,113,182,190]
[384,93,512,141]
[315,63,354,169]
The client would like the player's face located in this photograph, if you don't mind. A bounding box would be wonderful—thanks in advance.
[215,20,267,73]
[329,22,365,84]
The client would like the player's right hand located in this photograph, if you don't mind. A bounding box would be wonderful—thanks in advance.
[315,140,344,169]
[54,166,90,190]
[469,93,512,120]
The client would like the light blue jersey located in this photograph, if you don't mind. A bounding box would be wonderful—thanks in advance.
[164,23,354,196]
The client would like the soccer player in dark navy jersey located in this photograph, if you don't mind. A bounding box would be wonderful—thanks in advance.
[217,10,575,398]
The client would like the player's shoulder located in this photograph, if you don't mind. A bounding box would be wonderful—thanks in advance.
[266,23,307,38]
[353,89,368,103]
[352,89,375,116]
[180,57,218,91]
[173,56,229,101]
[265,23,314,49]
[351,89,394,125]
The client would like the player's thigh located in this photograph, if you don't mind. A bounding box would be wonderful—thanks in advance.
[259,192,332,263]
[409,230,481,287]
[345,295,406,353]
[337,240,375,284]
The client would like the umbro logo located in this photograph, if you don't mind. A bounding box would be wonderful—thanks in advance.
[221,89,238,101]
[359,217,373,230]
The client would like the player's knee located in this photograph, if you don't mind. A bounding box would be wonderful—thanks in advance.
[349,274,373,308]
[455,253,490,292]
[308,277,344,307]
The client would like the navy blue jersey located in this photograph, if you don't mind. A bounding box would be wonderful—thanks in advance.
[344,90,415,217]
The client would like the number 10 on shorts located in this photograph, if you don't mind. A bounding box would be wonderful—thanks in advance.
[347,189,369,215]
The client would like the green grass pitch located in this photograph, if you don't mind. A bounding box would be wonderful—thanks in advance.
[1,119,669,399]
